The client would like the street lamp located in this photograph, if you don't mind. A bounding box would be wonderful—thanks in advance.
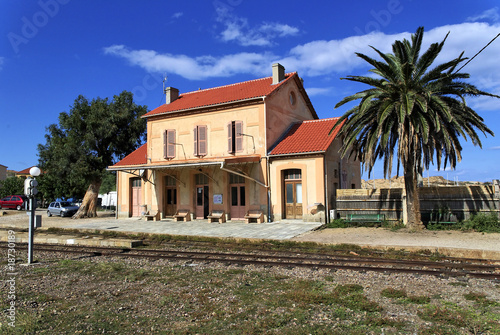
[25,166,41,264]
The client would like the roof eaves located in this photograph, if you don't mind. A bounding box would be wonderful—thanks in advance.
[142,96,266,119]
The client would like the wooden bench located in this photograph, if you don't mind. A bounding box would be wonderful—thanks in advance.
[144,210,160,221]
[173,209,191,222]
[244,210,264,224]
[346,214,385,223]
[207,210,226,223]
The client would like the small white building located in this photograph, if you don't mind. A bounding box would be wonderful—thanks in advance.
[99,191,117,209]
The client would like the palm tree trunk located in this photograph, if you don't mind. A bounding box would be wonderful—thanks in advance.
[403,162,424,230]
[72,180,101,219]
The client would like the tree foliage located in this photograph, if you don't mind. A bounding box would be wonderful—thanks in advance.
[334,27,497,229]
[38,91,148,218]
[0,177,25,199]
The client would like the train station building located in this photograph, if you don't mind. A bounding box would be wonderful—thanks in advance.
[109,64,360,222]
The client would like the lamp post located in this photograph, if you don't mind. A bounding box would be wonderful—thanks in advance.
[25,166,40,264]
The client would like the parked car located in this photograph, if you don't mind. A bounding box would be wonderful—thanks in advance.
[47,201,79,217]
[0,195,27,210]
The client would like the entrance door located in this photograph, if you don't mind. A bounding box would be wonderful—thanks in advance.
[131,178,142,217]
[196,185,209,219]
[284,169,302,219]
[164,176,177,217]
[164,187,177,217]
[230,185,246,219]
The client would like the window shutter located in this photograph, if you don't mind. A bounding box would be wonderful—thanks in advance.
[167,130,175,158]
[193,127,198,155]
[163,130,167,159]
[235,121,243,152]
[227,122,233,153]
[199,125,207,156]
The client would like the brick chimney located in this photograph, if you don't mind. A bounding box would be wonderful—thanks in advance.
[272,63,285,84]
[165,87,179,104]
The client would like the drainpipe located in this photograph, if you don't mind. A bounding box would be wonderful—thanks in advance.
[264,98,271,222]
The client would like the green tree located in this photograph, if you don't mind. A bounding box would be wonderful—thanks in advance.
[100,171,116,194]
[334,27,497,230]
[38,91,147,218]
[0,177,25,199]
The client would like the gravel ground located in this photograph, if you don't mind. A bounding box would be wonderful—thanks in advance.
[3,249,500,334]
[1,210,500,333]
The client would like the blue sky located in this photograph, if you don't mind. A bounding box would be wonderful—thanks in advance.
[1,0,499,182]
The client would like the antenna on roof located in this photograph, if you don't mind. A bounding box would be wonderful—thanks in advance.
[162,73,168,95]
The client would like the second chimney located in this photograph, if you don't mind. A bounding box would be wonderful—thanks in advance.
[165,87,179,104]
[272,63,285,84]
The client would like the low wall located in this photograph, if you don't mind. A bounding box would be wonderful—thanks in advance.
[336,185,500,223]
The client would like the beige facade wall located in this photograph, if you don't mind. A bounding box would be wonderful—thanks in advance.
[265,80,316,151]
[147,103,266,163]
[269,156,326,222]
[116,101,270,219]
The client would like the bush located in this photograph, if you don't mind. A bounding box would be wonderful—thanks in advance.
[462,213,500,233]
[324,218,348,228]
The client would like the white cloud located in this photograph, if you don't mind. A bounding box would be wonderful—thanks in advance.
[104,21,500,107]
[0,57,4,70]
[305,87,333,96]
[171,12,183,19]
[467,7,499,22]
[104,45,274,80]
[489,146,500,150]
[215,6,298,46]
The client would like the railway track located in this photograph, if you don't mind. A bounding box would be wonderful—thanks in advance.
[3,242,500,280]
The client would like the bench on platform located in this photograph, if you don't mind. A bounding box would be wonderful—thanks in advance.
[207,210,226,223]
[346,214,385,223]
[144,210,160,221]
[173,209,191,222]
[244,210,264,224]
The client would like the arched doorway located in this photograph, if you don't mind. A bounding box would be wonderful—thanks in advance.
[283,169,302,219]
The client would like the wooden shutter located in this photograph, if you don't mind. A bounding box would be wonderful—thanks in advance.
[193,127,198,155]
[227,122,233,153]
[163,130,168,159]
[198,125,207,156]
[167,130,175,158]
[235,121,243,152]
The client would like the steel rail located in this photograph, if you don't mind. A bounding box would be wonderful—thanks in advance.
[2,242,499,280]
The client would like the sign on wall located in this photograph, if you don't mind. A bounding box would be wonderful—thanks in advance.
[213,194,223,204]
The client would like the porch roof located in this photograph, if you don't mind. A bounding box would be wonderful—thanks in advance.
[108,147,261,171]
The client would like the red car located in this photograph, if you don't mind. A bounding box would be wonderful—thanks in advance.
[0,195,27,210]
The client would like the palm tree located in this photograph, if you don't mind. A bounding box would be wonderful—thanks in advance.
[334,27,497,230]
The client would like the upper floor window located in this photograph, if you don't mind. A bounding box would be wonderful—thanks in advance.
[284,169,301,180]
[228,121,243,154]
[194,125,208,157]
[163,129,176,159]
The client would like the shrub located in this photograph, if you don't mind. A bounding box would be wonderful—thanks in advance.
[462,212,500,233]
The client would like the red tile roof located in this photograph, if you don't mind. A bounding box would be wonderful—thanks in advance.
[269,118,343,155]
[144,73,298,118]
[111,143,147,167]
[17,166,45,175]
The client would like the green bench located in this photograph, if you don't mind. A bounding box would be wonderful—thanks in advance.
[346,214,385,223]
